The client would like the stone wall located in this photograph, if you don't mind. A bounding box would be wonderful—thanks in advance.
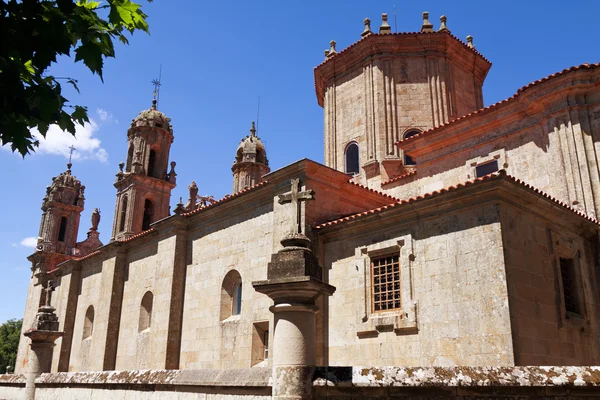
[321,202,514,367]
[393,67,600,220]
[179,197,275,370]
[500,204,600,365]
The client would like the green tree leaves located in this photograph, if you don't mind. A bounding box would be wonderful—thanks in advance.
[0,319,22,374]
[0,0,152,156]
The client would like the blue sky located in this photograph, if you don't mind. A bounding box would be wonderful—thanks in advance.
[0,0,598,322]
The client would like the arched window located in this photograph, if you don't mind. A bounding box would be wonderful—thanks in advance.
[139,291,153,332]
[147,149,156,177]
[58,217,68,242]
[119,195,128,232]
[220,270,242,320]
[83,305,94,340]
[142,199,153,231]
[403,130,421,165]
[345,142,359,175]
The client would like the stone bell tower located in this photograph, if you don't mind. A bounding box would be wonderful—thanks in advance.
[232,121,270,193]
[314,12,491,186]
[36,162,85,257]
[111,97,177,241]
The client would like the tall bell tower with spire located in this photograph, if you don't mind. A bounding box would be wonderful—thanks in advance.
[111,86,177,241]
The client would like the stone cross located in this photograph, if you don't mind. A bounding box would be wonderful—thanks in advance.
[43,280,55,308]
[278,178,314,234]
[68,145,76,164]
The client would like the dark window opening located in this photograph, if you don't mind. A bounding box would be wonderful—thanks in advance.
[232,281,242,315]
[147,150,156,177]
[58,217,67,242]
[119,196,128,232]
[403,130,420,165]
[560,258,582,316]
[142,199,153,230]
[345,142,359,175]
[126,145,134,171]
[475,160,499,178]
[372,254,401,312]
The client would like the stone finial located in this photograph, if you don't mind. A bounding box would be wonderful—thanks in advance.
[379,13,391,34]
[362,18,372,37]
[168,161,177,184]
[90,208,100,231]
[421,11,434,32]
[118,162,124,173]
[466,35,475,48]
[324,49,330,58]
[438,15,449,32]
[326,40,337,58]
[250,121,256,136]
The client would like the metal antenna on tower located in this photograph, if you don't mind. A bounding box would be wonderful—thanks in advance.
[256,96,261,134]
[151,65,162,108]
[394,5,397,32]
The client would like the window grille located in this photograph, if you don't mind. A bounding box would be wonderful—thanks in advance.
[372,254,401,312]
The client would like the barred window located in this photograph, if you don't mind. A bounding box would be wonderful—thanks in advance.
[372,254,401,312]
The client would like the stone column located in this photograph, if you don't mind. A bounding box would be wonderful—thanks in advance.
[253,234,335,400]
[23,282,64,400]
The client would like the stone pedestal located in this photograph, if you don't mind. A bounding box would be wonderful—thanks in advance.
[23,296,63,400]
[253,234,335,400]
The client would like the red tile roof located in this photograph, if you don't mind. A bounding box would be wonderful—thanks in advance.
[398,63,600,146]
[182,181,268,217]
[315,171,598,230]
[315,31,490,69]
[381,170,417,186]
[346,180,399,201]
[118,228,156,243]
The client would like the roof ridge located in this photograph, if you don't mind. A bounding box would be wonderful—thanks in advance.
[315,171,598,230]
[398,62,600,146]
[381,170,417,186]
[345,179,400,201]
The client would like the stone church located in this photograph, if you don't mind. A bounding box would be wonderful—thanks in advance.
[4,12,600,400]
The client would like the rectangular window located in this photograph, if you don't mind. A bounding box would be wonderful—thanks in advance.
[372,254,401,312]
[475,160,499,178]
[560,258,582,315]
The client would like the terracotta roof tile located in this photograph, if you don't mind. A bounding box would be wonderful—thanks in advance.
[315,171,598,230]
[381,170,417,186]
[346,180,399,201]
[397,62,600,146]
[181,181,268,217]
[72,250,102,262]
[119,228,156,243]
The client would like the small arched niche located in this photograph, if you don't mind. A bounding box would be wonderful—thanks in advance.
[403,130,421,165]
[220,270,242,321]
[139,291,153,332]
[345,142,359,175]
[83,305,94,340]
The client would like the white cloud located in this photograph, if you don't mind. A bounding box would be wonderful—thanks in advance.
[96,108,112,123]
[31,120,109,163]
[20,237,38,248]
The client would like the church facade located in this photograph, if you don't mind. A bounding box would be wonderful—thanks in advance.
[8,11,600,400]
